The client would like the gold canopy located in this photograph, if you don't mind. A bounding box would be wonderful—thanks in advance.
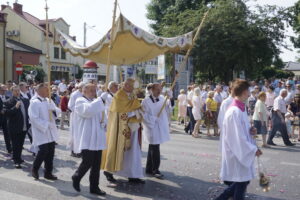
[56,14,194,65]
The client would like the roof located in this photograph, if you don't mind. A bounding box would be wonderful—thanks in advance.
[6,39,42,54]
[39,18,70,27]
[284,61,300,71]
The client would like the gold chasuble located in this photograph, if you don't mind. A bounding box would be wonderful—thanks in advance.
[101,88,142,172]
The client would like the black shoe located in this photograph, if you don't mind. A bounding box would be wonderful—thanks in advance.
[104,172,117,183]
[153,171,164,179]
[184,128,188,134]
[72,175,81,192]
[15,163,22,169]
[20,159,25,163]
[128,178,146,184]
[72,176,81,192]
[44,174,58,180]
[32,169,39,180]
[286,143,295,146]
[90,188,106,196]
[267,142,277,146]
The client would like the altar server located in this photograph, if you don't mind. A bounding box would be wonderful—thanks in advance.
[142,83,171,179]
[29,83,60,180]
[68,82,84,156]
[216,79,262,200]
[71,83,106,196]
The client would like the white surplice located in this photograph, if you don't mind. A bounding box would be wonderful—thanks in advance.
[28,96,60,147]
[220,106,257,182]
[142,95,170,145]
[74,97,106,153]
[67,90,82,150]
[100,91,114,117]
[116,111,144,178]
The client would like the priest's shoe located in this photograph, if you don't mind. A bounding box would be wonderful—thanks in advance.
[90,188,106,196]
[72,175,81,192]
[153,171,164,179]
[286,143,295,146]
[44,174,58,180]
[128,178,146,184]
[15,163,22,169]
[32,169,39,180]
[104,171,117,183]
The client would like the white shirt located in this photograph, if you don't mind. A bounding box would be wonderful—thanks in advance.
[217,96,233,129]
[220,106,257,182]
[28,96,60,146]
[74,97,106,153]
[213,92,223,104]
[274,96,287,114]
[187,90,194,107]
[100,91,114,116]
[192,95,202,121]
[142,95,171,144]
[58,83,67,93]
[285,90,295,105]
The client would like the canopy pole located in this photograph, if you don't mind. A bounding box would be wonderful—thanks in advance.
[45,0,52,120]
[105,0,118,90]
[118,66,123,83]
[157,10,210,117]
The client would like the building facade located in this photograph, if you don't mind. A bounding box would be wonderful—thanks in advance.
[1,2,84,82]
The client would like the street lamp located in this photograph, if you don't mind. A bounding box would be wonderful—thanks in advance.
[83,22,96,47]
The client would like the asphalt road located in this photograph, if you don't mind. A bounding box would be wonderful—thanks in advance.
[0,123,300,200]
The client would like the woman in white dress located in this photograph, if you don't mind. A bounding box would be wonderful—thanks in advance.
[177,89,187,125]
[192,88,202,137]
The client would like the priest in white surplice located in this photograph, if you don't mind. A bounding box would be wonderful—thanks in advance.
[142,83,171,179]
[29,83,60,180]
[216,79,262,200]
[71,83,106,196]
[68,82,84,157]
[101,78,145,184]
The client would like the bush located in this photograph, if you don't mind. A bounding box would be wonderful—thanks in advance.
[21,66,46,83]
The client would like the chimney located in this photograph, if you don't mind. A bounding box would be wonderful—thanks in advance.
[1,5,8,11]
[0,12,7,23]
[13,2,23,15]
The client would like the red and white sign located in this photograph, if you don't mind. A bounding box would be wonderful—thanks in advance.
[16,62,23,75]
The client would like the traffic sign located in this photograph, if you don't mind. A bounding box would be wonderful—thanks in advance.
[16,62,23,75]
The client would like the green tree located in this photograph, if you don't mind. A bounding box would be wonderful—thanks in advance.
[147,0,288,82]
[21,66,46,83]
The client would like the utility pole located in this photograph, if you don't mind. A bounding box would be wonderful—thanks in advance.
[83,22,86,47]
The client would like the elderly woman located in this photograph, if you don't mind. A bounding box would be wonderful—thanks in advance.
[205,91,218,136]
[177,89,187,125]
[192,88,202,137]
[253,92,269,148]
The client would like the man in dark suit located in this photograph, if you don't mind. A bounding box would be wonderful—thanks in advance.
[4,85,30,168]
[19,82,32,143]
[0,84,11,154]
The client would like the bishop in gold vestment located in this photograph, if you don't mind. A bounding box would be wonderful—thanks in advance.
[101,78,144,181]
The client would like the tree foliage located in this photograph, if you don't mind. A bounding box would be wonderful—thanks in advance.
[147,0,288,82]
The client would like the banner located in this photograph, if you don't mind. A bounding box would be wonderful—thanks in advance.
[157,55,165,80]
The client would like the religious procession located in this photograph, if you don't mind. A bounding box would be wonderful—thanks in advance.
[1,0,300,200]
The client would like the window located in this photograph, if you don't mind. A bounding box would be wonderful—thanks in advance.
[54,47,59,59]
[61,48,66,60]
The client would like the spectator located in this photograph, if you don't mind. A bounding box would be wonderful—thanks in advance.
[253,92,269,148]
[266,86,276,110]
[274,81,283,96]
[205,91,218,136]
[0,84,11,154]
[285,112,293,139]
[247,89,257,117]
[60,91,70,129]
[58,79,67,95]
[285,83,295,105]
[213,85,223,109]
[184,85,195,135]
[51,87,60,106]
[177,89,187,125]
[4,86,30,168]
[287,94,300,141]
[267,89,294,146]
[192,88,202,138]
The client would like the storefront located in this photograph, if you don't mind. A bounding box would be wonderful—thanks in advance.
[51,63,75,82]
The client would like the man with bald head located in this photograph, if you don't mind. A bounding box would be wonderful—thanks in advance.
[102,78,145,184]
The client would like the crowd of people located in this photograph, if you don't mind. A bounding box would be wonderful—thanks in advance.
[177,77,300,147]
[0,76,299,199]
[0,78,172,196]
